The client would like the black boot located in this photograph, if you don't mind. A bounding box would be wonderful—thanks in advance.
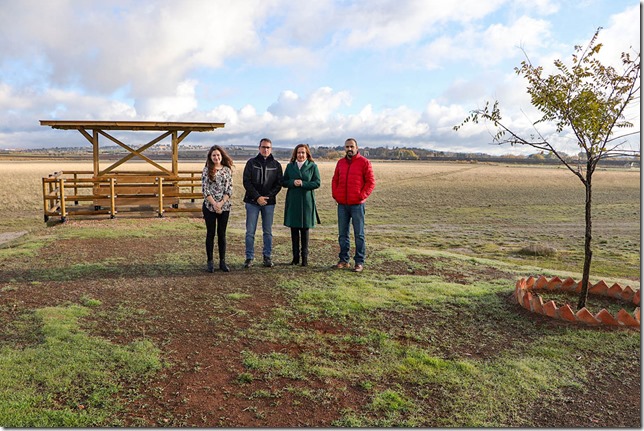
[207,260,215,273]
[290,228,300,265]
[218,241,229,272]
[219,259,230,272]
[300,228,309,267]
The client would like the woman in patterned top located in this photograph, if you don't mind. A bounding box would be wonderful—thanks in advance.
[202,145,234,272]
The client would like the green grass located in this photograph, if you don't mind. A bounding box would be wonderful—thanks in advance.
[0,236,53,259]
[226,292,253,301]
[242,350,308,380]
[238,245,639,427]
[0,304,162,427]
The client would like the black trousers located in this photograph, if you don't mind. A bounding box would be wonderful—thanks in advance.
[203,205,230,262]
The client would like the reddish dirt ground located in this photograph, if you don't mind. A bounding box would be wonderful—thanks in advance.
[0,230,640,427]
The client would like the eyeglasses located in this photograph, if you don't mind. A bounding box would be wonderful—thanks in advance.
[260,146,272,149]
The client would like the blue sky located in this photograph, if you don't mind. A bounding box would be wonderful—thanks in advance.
[0,0,640,155]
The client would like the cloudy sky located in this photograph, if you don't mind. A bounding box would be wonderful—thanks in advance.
[0,0,640,155]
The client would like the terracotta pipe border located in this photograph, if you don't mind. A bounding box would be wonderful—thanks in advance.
[514,276,640,329]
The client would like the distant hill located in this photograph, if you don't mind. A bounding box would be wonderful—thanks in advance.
[0,145,638,168]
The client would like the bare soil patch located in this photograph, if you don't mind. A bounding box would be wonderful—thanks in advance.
[376,254,514,284]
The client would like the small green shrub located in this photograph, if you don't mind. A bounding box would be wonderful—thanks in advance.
[236,372,254,384]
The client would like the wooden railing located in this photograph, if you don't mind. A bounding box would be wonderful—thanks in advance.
[42,170,203,222]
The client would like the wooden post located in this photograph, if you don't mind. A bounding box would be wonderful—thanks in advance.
[191,172,197,203]
[109,178,116,219]
[42,177,49,222]
[59,178,67,221]
[172,131,178,176]
[157,177,164,217]
[73,172,79,205]
[48,175,56,215]
[93,129,99,178]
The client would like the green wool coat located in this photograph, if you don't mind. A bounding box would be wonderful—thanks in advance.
[281,160,321,228]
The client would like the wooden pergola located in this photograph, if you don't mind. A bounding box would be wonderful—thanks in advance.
[40,120,225,178]
[40,120,225,221]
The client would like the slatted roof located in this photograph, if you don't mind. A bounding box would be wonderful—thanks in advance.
[39,120,226,177]
[40,120,225,131]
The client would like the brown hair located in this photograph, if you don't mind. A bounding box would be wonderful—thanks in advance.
[205,145,234,180]
[290,143,314,163]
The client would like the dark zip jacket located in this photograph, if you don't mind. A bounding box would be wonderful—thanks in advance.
[243,153,283,205]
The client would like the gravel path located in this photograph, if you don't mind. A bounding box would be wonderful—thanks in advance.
[0,231,28,245]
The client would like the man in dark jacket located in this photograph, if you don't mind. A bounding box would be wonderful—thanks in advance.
[331,138,376,272]
[243,138,283,268]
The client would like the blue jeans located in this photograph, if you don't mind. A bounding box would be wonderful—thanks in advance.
[245,202,275,260]
[337,203,366,264]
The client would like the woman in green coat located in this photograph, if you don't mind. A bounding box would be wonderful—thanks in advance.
[281,144,321,266]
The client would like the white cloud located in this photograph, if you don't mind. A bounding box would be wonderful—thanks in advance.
[135,80,198,118]
[207,105,239,125]
[267,87,351,121]
[596,4,640,66]
[0,0,271,98]
[0,84,33,111]
[350,104,429,138]
[341,0,506,49]
[198,87,430,148]
[45,89,137,120]
[418,15,551,69]
[510,0,559,15]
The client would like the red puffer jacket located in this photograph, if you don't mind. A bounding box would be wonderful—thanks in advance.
[331,152,376,205]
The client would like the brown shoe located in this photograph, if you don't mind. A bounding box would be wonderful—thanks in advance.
[353,264,364,273]
[335,261,350,269]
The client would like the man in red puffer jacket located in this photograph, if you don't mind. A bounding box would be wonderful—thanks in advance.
[331,138,376,273]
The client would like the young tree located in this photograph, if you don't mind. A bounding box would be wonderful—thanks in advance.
[454,29,640,309]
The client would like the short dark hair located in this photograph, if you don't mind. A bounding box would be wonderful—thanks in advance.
[259,138,272,146]
[345,138,358,146]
